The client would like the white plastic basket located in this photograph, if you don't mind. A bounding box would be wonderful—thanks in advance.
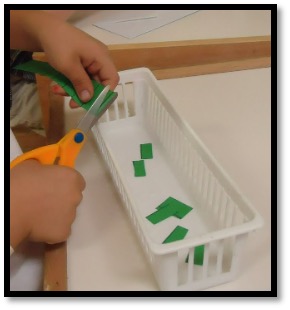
[91,68,263,291]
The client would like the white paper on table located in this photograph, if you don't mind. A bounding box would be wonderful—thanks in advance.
[93,10,199,39]
[92,10,157,24]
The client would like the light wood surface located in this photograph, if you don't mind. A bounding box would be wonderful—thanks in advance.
[109,36,271,72]
[33,53,65,144]
[43,243,67,291]
[9,9,271,292]
[31,35,271,292]
[153,56,271,79]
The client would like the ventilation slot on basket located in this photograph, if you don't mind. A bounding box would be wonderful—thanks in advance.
[177,235,244,289]
[99,82,136,123]
[177,243,210,286]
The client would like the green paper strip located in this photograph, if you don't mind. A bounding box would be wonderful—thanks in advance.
[133,160,146,177]
[140,143,153,159]
[146,204,178,224]
[146,197,192,224]
[14,60,117,116]
[163,226,188,244]
[156,197,193,217]
[185,245,205,265]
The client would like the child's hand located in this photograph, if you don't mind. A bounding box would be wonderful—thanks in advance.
[39,20,119,105]
[10,160,86,249]
[10,10,119,107]
[51,83,84,109]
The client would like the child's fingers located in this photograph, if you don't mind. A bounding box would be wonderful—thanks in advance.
[51,84,79,108]
[52,79,92,103]
[69,99,80,109]
[61,61,94,103]
[87,60,119,91]
[51,84,68,96]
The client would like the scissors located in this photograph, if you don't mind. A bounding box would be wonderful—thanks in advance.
[10,85,117,291]
[10,85,117,170]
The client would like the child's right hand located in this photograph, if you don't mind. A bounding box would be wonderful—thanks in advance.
[10,159,86,250]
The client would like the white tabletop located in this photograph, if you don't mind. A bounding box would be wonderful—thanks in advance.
[65,10,271,291]
[71,10,271,44]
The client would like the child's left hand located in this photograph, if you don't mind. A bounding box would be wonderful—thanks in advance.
[41,22,119,107]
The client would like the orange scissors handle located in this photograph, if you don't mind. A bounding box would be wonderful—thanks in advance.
[10,129,87,169]
[57,129,87,167]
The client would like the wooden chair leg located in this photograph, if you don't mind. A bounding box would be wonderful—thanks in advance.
[11,125,48,152]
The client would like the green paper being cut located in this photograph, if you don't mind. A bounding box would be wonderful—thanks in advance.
[14,60,117,116]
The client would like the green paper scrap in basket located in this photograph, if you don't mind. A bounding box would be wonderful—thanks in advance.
[163,225,188,244]
[146,197,193,224]
[133,160,146,177]
[185,245,205,265]
[140,143,153,159]
[14,60,117,116]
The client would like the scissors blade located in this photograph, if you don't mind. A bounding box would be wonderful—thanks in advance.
[77,85,116,133]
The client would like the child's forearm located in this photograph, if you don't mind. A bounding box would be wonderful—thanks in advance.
[10,10,65,51]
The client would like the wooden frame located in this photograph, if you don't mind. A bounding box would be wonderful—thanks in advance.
[28,35,271,291]
[109,35,271,79]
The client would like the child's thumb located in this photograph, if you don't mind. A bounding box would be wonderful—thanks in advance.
[66,64,94,103]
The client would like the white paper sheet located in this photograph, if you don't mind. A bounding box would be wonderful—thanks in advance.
[93,10,199,39]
